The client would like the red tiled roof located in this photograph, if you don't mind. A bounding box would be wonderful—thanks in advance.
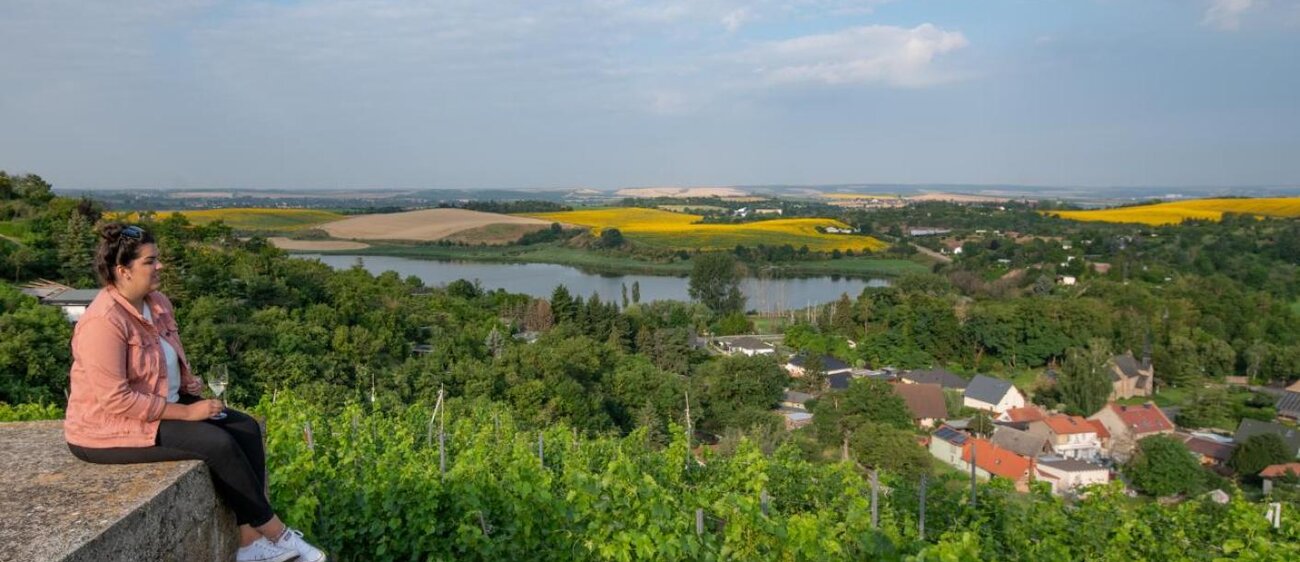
[1042,414,1097,435]
[1108,402,1174,434]
[1260,463,1300,478]
[1086,419,1110,440]
[962,438,1033,481]
[1004,405,1047,423]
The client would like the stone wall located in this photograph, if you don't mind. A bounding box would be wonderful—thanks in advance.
[0,421,238,562]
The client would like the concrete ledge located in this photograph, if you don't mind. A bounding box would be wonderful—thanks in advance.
[0,421,238,562]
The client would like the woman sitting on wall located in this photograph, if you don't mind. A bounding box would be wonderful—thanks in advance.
[64,223,326,562]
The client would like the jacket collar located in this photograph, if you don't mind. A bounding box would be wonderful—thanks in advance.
[103,285,163,325]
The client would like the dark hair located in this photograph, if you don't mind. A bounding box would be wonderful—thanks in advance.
[94,223,157,286]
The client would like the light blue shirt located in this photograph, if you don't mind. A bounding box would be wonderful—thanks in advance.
[142,307,182,404]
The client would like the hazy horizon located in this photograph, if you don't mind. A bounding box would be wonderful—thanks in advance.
[3,1,1299,191]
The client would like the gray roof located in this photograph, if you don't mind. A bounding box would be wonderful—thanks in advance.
[901,368,969,390]
[1038,457,1107,473]
[1110,354,1144,381]
[1234,419,1300,457]
[730,337,773,351]
[788,354,850,373]
[1277,391,1300,418]
[964,374,1017,405]
[991,426,1049,458]
[782,390,814,405]
[827,373,852,390]
[43,289,101,305]
[934,425,968,446]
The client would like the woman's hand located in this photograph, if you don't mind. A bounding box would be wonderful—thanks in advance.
[185,399,224,421]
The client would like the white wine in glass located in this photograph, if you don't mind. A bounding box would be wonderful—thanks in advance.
[206,365,229,420]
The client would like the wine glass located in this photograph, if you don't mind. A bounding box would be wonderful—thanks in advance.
[206,364,229,420]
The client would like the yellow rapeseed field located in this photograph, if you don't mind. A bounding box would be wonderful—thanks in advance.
[1050,198,1300,226]
[526,207,886,251]
[117,208,345,231]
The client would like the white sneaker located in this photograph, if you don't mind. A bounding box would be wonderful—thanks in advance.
[236,537,299,562]
[274,528,327,562]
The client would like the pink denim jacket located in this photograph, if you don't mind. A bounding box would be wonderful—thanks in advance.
[64,286,203,448]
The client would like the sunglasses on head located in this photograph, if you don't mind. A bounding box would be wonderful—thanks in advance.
[120,225,144,240]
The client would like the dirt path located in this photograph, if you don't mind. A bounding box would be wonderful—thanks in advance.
[911,243,952,263]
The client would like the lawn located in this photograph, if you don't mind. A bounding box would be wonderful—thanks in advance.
[1291,299,1300,317]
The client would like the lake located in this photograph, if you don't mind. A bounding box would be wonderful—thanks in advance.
[301,254,889,312]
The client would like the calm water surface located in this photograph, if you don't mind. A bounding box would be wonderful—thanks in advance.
[300,254,889,312]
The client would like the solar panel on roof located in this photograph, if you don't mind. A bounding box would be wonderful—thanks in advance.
[935,426,967,445]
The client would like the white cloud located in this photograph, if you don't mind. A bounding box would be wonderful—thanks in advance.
[744,24,969,87]
[1202,0,1255,31]
[721,8,751,32]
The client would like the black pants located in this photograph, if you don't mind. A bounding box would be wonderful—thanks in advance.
[67,395,274,527]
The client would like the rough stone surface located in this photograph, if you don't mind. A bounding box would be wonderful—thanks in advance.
[0,421,238,562]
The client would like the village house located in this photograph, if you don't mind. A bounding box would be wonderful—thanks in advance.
[19,281,100,323]
[720,336,776,357]
[776,391,815,429]
[1275,381,1300,421]
[1035,457,1109,496]
[1235,419,1300,459]
[997,405,1048,425]
[1174,432,1237,468]
[783,354,852,379]
[963,375,1026,414]
[1261,463,1300,484]
[1026,415,1103,461]
[899,368,969,392]
[962,438,1035,492]
[990,425,1050,459]
[891,383,948,429]
[1088,402,1175,462]
[1106,351,1154,400]
[929,425,969,469]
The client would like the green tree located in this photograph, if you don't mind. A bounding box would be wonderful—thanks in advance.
[1125,435,1204,497]
[688,252,745,315]
[695,353,788,432]
[812,378,913,445]
[849,422,932,476]
[1229,433,1291,476]
[598,227,625,249]
[1176,387,1232,429]
[1057,339,1114,415]
[550,284,575,324]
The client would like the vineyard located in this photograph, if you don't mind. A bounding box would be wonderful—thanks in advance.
[1049,198,1300,225]
[524,208,886,252]
[260,395,1299,562]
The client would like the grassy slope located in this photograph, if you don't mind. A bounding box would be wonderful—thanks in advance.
[149,208,345,231]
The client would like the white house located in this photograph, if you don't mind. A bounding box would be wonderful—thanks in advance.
[1035,457,1108,496]
[1026,415,1103,461]
[722,337,776,357]
[962,375,1026,414]
[784,354,852,378]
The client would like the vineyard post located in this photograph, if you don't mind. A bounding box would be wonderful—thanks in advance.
[919,474,928,541]
[304,421,314,451]
[684,389,693,470]
[969,444,977,508]
[538,432,545,467]
[696,509,704,536]
[841,431,850,462]
[870,469,879,529]
[761,489,769,517]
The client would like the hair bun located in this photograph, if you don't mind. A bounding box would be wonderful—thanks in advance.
[98,222,125,240]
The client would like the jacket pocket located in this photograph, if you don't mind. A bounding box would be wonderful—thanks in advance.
[125,333,159,383]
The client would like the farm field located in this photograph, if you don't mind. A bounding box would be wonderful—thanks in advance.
[1049,197,1300,225]
[524,207,886,252]
[319,208,551,243]
[133,208,344,231]
[266,237,370,251]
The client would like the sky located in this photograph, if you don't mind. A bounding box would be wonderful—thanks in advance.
[1,0,1299,191]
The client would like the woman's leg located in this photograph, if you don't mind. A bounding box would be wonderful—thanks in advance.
[203,407,268,495]
[70,420,275,531]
